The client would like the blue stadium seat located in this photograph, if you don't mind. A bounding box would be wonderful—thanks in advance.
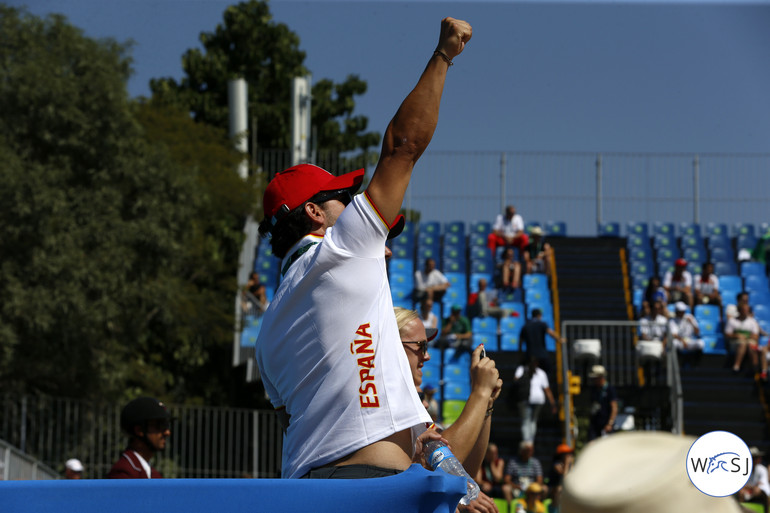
[390,232,415,252]
[389,271,413,290]
[720,274,743,292]
[257,242,275,260]
[631,260,653,277]
[653,234,677,251]
[442,245,464,263]
[498,288,523,303]
[655,246,678,263]
[737,234,758,252]
[679,222,701,239]
[442,256,466,273]
[444,271,467,292]
[471,259,494,275]
[752,304,770,323]
[500,301,526,318]
[523,273,548,291]
[472,317,498,334]
[500,333,520,351]
[420,221,441,236]
[526,302,554,321]
[442,233,466,251]
[470,246,494,264]
[633,288,644,313]
[686,262,702,276]
[657,259,675,276]
[598,222,620,237]
[653,222,676,237]
[417,245,439,262]
[444,347,471,366]
[418,231,440,251]
[421,360,441,389]
[745,274,769,293]
[469,273,494,293]
[525,288,551,304]
[741,261,766,278]
[473,332,498,351]
[632,273,650,290]
[469,233,487,249]
[707,234,731,252]
[733,222,756,238]
[629,246,654,265]
[626,235,650,250]
[442,288,467,309]
[500,316,524,334]
[525,221,541,235]
[750,291,770,307]
[443,380,471,400]
[389,244,412,260]
[705,222,729,238]
[545,221,567,237]
[391,285,412,304]
[702,335,727,355]
[714,261,737,276]
[694,304,720,330]
[626,221,649,238]
[241,323,262,348]
[389,258,414,275]
[444,221,465,238]
[255,257,280,276]
[683,247,706,264]
[709,246,734,264]
[681,235,705,251]
[470,221,492,238]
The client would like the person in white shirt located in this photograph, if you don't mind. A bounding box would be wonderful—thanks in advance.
[255,17,473,480]
[488,205,529,254]
[740,447,770,513]
[725,302,760,374]
[413,257,450,302]
[639,300,668,341]
[693,261,722,314]
[663,258,693,308]
[418,297,439,331]
[514,357,556,443]
[668,302,704,351]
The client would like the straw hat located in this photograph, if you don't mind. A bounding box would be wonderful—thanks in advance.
[561,432,741,513]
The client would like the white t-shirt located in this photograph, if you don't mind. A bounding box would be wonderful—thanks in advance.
[256,192,431,479]
[725,316,760,338]
[663,270,693,289]
[668,314,699,340]
[694,274,719,295]
[748,463,770,496]
[639,315,668,341]
[414,269,449,291]
[514,366,550,405]
[493,214,524,238]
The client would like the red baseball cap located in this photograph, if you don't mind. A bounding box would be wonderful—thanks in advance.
[263,164,365,224]
[675,258,687,267]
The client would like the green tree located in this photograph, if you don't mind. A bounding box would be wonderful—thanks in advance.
[0,6,259,405]
[150,0,380,164]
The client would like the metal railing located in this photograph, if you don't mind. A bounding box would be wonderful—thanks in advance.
[1,438,59,480]
[559,320,682,446]
[0,395,283,479]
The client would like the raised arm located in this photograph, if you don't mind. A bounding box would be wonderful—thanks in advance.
[366,17,472,225]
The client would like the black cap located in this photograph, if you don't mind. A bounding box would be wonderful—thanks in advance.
[120,396,171,434]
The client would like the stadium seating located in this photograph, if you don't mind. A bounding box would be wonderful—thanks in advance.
[653,221,675,237]
[525,221,541,234]
[470,220,492,238]
[500,333,520,351]
[733,222,756,238]
[679,222,701,238]
[705,222,729,238]
[598,221,620,237]
[653,234,677,251]
[444,221,465,238]
[472,317,498,335]
[737,234,758,252]
[545,221,567,237]
[473,332,498,351]
[702,335,727,355]
[741,261,766,278]
[626,221,649,238]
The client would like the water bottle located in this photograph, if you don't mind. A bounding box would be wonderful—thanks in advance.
[424,439,480,505]
[514,502,526,513]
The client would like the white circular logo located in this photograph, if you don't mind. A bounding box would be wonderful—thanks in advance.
[686,431,752,497]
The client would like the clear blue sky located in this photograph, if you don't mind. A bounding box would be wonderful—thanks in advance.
[12,0,770,155]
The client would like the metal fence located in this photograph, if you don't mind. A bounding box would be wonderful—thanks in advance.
[558,321,682,446]
[1,438,58,480]
[0,395,283,479]
[257,148,770,236]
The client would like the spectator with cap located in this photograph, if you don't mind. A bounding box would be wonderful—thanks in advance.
[739,447,770,513]
[663,258,693,308]
[64,458,84,479]
[523,225,552,277]
[587,365,618,441]
[254,17,473,480]
[441,304,473,350]
[562,432,743,513]
[546,443,575,506]
[107,396,171,479]
[513,482,547,513]
[668,301,704,367]
[725,301,760,375]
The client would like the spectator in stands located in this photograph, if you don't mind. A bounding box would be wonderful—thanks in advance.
[504,440,545,499]
[547,443,575,507]
[468,277,503,320]
[418,297,439,331]
[739,446,770,513]
[587,365,618,441]
[64,458,84,479]
[422,384,440,422]
[496,247,521,292]
[639,300,668,341]
[663,258,693,308]
[395,306,503,512]
[476,442,514,503]
[107,396,171,479]
[519,308,564,378]
[523,226,552,277]
[241,272,269,318]
[725,302,760,375]
[643,275,668,310]
[694,261,722,317]
[254,16,472,480]
[514,356,557,443]
[440,304,473,350]
[668,301,704,367]
[513,482,547,513]
[488,205,529,255]
[414,257,450,303]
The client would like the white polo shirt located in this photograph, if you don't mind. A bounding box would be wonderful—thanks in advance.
[256,192,430,479]
[493,213,524,238]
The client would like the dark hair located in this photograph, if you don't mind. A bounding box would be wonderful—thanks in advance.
[258,206,313,259]
[531,308,542,317]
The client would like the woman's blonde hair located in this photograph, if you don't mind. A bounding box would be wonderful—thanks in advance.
[393,307,420,339]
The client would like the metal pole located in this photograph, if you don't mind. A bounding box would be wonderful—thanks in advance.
[596,154,603,226]
[693,155,700,223]
[500,152,507,213]
[20,396,27,453]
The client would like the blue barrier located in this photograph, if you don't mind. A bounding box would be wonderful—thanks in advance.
[2,464,466,513]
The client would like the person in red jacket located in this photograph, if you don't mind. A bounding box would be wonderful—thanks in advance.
[106,396,172,479]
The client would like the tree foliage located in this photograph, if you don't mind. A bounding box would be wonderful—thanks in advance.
[0,6,259,405]
[150,0,380,160]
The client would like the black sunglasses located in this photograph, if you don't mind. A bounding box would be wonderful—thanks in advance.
[402,340,428,356]
[310,189,352,206]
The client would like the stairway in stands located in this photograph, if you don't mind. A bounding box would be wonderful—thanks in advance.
[548,237,629,321]
[681,354,769,447]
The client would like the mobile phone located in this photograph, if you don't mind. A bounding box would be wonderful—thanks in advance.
[479,346,486,359]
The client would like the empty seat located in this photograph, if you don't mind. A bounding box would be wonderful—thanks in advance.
[655,246,679,263]
[737,234,758,252]
[709,246,734,264]
[389,258,414,275]
[683,247,706,264]
[444,221,465,238]
[707,235,731,251]
[500,301,526,318]
[470,221,492,238]
[545,220,567,237]
[679,222,701,239]
[741,261,766,278]
[714,261,737,276]
[472,332,498,351]
[705,222,728,238]
[417,245,439,262]
[745,274,769,293]
[653,222,675,237]
[469,233,487,249]
[472,317,498,334]
[500,333,520,351]
[420,221,441,236]
[389,271,413,289]
[442,399,466,424]
[525,221,541,235]
[653,234,677,251]
[598,222,620,237]
[626,221,649,238]
[702,335,727,355]
[442,256,466,273]
[442,232,466,250]
[733,222,756,238]
[500,316,524,334]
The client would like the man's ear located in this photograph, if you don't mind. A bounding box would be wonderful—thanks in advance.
[304,202,326,226]
[133,425,144,438]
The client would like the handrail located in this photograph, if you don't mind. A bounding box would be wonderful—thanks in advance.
[1,438,59,480]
